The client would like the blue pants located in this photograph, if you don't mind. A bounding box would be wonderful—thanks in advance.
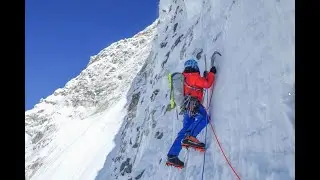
[167,104,209,156]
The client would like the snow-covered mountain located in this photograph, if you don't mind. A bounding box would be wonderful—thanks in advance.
[25,0,295,179]
[25,20,158,179]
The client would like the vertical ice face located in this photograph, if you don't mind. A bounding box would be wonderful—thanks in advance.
[26,0,294,179]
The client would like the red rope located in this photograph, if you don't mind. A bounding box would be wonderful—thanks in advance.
[206,86,241,180]
[208,116,241,180]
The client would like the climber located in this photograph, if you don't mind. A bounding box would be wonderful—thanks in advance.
[166,59,216,168]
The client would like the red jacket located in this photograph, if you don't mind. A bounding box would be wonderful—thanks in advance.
[183,72,215,102]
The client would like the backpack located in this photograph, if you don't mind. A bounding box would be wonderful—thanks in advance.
[168,72,201,116]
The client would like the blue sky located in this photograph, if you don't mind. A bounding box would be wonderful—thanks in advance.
[26,0,159,110]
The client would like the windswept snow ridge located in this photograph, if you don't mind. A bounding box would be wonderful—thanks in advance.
[25,20,158,180]
[26,0,294,179]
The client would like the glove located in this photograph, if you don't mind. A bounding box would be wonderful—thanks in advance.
[203,71,208,77]
[210,66,217,74]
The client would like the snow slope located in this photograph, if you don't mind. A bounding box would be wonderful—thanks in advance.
[25,20,158,180]
[25,0,295,179]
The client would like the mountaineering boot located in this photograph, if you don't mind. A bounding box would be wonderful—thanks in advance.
[165,155,184,169]
[181,135,205,152]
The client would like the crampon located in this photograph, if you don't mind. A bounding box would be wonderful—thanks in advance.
[182,144,206,152]
[165,161,184,169]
